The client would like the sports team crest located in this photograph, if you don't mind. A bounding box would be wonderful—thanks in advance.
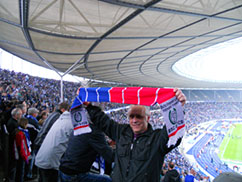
[169,108,177,125]
[73,111,82,123]
[71,106,92,135]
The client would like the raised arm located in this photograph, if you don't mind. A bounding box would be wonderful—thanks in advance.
[174,88,186,106]
[85,104,121,141]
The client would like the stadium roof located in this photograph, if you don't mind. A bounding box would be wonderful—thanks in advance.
[1,0,242,88]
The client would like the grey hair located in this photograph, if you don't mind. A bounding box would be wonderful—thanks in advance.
[28,108,39,115]
[128,105,151,116]
[11,108,22,117]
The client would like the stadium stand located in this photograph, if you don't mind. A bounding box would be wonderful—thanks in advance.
[1,68,242,181]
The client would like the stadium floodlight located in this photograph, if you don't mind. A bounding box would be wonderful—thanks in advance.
[172,37,242,83]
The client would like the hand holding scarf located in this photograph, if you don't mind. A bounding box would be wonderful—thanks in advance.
[71,87,185,147]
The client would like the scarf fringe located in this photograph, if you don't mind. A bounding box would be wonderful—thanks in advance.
[167,126,185,147]
[74,125,92,136]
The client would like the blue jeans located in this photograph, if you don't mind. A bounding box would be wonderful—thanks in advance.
[59,171,112,182]
[26,149,36,178]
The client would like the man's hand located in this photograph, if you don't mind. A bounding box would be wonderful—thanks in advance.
[76,87,90,106]
[174,88,186,106]
[76,86,82,95]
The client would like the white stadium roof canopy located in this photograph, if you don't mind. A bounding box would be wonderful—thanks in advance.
[1,0,242,88]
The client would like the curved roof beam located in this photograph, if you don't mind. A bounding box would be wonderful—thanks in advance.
[141,23,242,77]
[117,3,242,76]
[20,0,61,76]
[102,0,242,22]
[68,0,163,79]
[117,18,205,76]
[156,28,242,75]
[14,33,238,56]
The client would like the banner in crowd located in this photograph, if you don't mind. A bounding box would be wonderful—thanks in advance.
[71,87,185,147]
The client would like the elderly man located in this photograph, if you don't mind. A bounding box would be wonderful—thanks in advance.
[6,108,23,182]
[82,88,186,182]
[7,108,22,135]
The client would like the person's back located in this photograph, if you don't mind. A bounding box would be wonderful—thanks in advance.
[34,102,70,151]
[35,111,73,169]
[34,110,61,150]
[164,170,181,182]
[60,126,113,174]
[163,161,181,182]
[35,111,73,182]
[59,124,113,182]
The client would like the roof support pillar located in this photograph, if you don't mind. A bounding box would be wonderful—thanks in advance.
[60,76,64,102]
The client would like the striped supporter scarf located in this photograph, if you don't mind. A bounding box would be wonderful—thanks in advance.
[71,87,185,147]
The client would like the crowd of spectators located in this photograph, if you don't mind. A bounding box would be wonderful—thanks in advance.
[1,68,242,181]
[0,68,80,113]
[184,102,242,131]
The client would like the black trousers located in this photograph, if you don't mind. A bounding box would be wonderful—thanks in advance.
[39,168,58,182]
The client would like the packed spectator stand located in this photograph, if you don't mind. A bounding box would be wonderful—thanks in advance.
[1,68,242,181]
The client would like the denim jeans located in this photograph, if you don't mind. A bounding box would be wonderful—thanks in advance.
[26,149,36,178]
[59,171,112,182]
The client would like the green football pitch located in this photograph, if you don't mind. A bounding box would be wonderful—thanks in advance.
[219,124,242,162]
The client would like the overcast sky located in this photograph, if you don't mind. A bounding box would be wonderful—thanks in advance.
[0,49,85,83]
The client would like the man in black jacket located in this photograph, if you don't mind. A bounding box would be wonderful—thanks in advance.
[6,108,23,182]
[163,161,181,182]
[59,124,113,182]
[84,88,186,182]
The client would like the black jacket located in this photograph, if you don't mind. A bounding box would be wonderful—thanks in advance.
[6,117,18,136]
[163,169,181,182]
[27,117,40,150]
[6,117,19,161]
[86,105,182,182]
[59,125,113,175]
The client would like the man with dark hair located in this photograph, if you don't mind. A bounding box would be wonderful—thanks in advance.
[59,124,114,182]
[163,161,181,182]
[34,102,70,151]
